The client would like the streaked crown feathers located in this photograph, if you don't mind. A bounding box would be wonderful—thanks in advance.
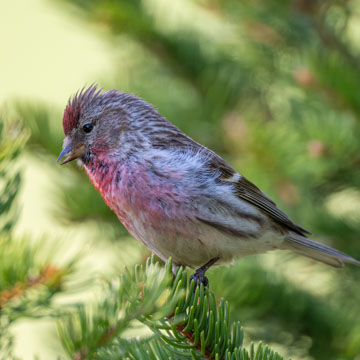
[62,85,102,134]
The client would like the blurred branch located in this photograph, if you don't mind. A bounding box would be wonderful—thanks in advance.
[0,113,78,359]
[12,102,63,157]
[0,262,65,310]
[0,119,29,233]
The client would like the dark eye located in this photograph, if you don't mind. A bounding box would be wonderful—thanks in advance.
[82,123,93,133]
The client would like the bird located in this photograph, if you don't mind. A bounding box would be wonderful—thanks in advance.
[57,85,360,286]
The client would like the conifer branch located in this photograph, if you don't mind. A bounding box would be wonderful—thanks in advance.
[58,257,284,360]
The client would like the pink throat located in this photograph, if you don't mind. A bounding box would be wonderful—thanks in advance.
[84,156,124,214]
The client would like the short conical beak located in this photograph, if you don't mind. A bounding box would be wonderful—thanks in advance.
[57,143,86,165]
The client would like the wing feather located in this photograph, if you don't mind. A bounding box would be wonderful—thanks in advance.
[150,118,310,236]
[233,176,311,236]
[205,149,310,236]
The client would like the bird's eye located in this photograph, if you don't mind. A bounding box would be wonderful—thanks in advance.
[82,123,93,133]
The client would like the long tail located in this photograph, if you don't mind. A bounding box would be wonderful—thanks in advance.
[283,234,360,268]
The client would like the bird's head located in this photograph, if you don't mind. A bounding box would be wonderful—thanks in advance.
[57,85,155,165]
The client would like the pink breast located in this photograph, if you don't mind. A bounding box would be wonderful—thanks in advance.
[85,159,187,226]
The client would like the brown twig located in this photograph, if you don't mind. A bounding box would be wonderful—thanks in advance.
[176,322,213,360]
[0,265,64,309]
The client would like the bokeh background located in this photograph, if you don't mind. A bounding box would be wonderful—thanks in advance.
[1,0,360,359]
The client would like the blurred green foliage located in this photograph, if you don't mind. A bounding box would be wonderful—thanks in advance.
[0,120,27,233]
[0,120,74,359]
[3,0,360,358]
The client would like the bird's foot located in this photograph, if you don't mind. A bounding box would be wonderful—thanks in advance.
[189,257,220,290]
[190,271,209,288]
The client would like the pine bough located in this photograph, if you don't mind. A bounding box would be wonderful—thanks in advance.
[58,257,284,360]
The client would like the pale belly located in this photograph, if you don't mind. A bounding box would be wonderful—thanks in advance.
[121,211,286,268]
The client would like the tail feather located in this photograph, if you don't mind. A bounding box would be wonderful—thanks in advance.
[284,235,360,268]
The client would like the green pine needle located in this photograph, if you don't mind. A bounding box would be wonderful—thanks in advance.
[58,257,284,360]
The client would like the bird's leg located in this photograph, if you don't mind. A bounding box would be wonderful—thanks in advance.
[190,257,220,288]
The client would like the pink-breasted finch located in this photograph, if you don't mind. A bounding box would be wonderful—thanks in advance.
[57,85,360,286]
